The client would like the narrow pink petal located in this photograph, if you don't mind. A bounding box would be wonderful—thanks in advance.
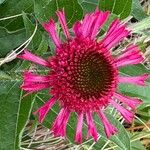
[21,82,50,92]
[107,19,120,36]
[116,56,144,67]
[90,11,110,39]
[17,50,50,67]
[97,110,117,138]
[74,10,98,38]
[86,112,98,141]
[57,109,71,137]
[81,13,96,38]
[79,9,109,39]
[116,45,144,67]
[119,74,149,86]
[51,108,70,137]
[43,19,61,48]
[114,92,142,109]
[117,45,140,59]
[56,10,70,39]
[34,97,56,123]
[110,100,134,123]
[102,19,130,49]
[75,113,84,143]
[51,108,65,133]
[23,71,50,83]
[104,27,129,50]
[73,21,82,37]
[107,29,129,50]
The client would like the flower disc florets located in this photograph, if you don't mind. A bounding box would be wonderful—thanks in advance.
[50,38,118,112]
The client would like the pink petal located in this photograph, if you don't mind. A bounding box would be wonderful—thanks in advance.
[58,109,71,137]
[81,13,96,38]
[17,50,50,67]
[23,71,50,83]
[119,74,149,86]
[77,9,109,39]
[51,108,65,132]
[73,9,109,39]
[116,44,144,67]
[34,97,56,123]
[110,100,134,123]
[116,57,144,67]
[114,92,142,109]
[106,19,120,36]
[75,113,84,143]
[86,112,98,141]
[56,10,70,39]
[97,110,117,138]
[117,45,140,59]
[43,19,61,48]
[102,19,130,49]
[51,108,70,137]
[73,21,82,37]
[21,82,50,92]
[90,11,110,39]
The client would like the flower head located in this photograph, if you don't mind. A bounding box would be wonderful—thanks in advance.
[18,9,149,143]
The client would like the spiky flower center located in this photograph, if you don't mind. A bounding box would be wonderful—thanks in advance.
[50,39,118,112]
[70,51,115,99]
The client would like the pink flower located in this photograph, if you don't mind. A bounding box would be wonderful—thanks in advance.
[18,9,148,143]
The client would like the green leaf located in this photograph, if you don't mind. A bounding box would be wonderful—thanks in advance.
[0,0,33,31]
[131,0,148,21]
[0,71,11,80]
[0,0,5,4]
[93,113,131,150]
[0,27,26,57]
[15,94,36,149]
[99,0,132,19]
[36,34,48,55]
[0,81,21,150]
[79,0,98,13]
[22,12,42,51]
[0,0,33,17]
[138,104,150,121]
[119,64,150,103]
[131,140,146,150]
[120,64,150,76]
[0,75,36,150]
[34,0,83,27]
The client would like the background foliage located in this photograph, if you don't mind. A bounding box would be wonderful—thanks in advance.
[0,0,150,150]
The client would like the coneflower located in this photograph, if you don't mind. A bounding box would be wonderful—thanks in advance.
[18,9,149,143]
